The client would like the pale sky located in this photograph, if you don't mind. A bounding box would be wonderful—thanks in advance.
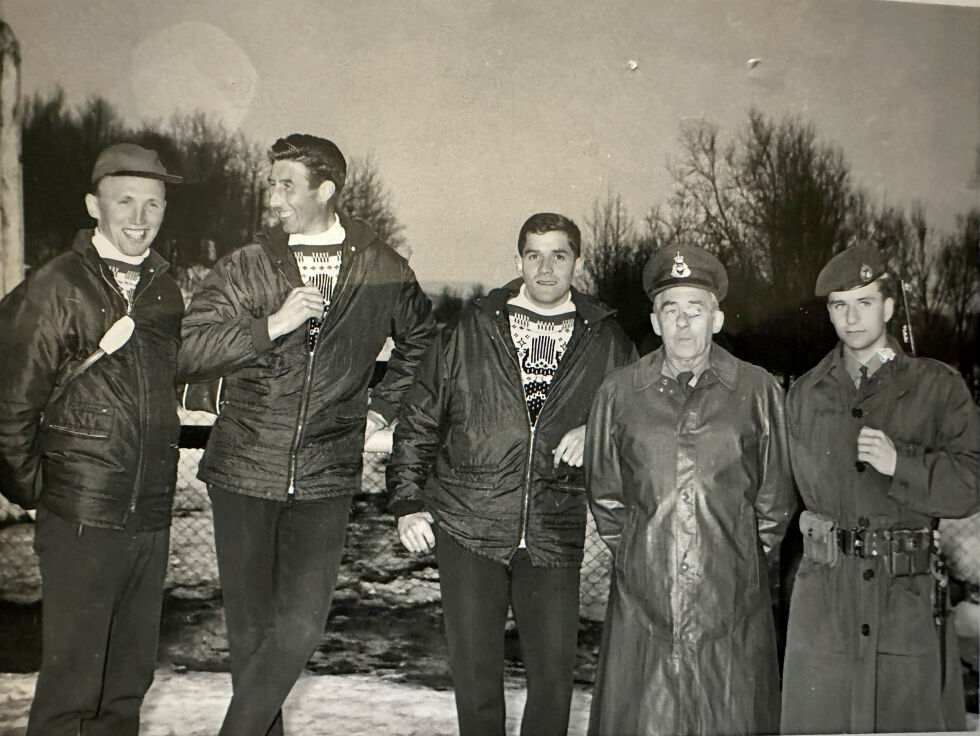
[4,0,979,291]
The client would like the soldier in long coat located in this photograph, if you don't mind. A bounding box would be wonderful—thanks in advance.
[585,246,795,736]
[781,246,979,733]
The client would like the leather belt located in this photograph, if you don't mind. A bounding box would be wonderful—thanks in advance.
[836,526,932,576]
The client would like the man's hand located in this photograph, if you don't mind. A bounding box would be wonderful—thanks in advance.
[398,511,435,553]
[857,427,897,476]
[553,424,586,469]
[267,286,325,340]
[364,411,387,445]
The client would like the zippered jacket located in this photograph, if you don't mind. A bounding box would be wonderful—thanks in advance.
[178,216,436,500]
[0,230,183,529]
[386,281,636,567]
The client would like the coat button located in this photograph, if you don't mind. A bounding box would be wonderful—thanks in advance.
[855,461,866,472]
[861,623,870,636]
[863,569,875,581]
[852,408,863,418]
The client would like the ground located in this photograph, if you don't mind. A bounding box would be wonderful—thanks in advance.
[0,670,595,736]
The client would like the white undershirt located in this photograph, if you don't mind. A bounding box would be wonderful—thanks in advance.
[92,229,149,265]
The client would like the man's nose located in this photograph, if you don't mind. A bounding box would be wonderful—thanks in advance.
[676,312,690,327]
[846,305,859,324]
[539,258,554,274]
[269,188,284,208]
[134,207,146,225]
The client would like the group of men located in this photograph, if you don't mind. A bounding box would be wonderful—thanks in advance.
[0,134,975,736]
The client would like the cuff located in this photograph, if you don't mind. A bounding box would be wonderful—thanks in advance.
[388,498,425,518]
[249,317,274,354]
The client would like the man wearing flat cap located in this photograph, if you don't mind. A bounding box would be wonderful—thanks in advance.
[0,143,184,734]
[585,245,795,736]
[780,245,979,734]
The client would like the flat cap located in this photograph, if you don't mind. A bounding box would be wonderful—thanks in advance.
[643,245,728,302]
[814,246,886,297]
[91,143,183,185]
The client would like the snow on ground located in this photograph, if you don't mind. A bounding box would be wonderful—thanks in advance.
[0,669,593,736]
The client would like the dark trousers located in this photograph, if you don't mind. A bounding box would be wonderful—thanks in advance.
[435,527,580,736]
[209,486,351,736]
[27,508,169,736]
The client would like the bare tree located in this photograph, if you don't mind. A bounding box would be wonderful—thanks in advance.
[341,154,408,258]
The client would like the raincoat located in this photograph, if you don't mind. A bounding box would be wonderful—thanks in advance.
[781,340,979,733]
[585,344,794,736]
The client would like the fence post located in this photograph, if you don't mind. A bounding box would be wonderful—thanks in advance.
[0,5,24,298]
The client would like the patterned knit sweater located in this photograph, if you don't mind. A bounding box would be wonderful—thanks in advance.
[507,295,576,426]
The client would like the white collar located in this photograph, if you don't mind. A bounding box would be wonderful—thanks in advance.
[508,284,575,316]
[91,228,149,265]
[288,217,346,246]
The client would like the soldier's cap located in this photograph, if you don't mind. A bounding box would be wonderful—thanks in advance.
[814,246,886,297]
[91,143,183,186]
[642,245,728,303]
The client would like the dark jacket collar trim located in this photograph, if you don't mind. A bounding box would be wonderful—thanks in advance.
[72,228,170,274]
[634,342,738,391]
[478,279,615,324]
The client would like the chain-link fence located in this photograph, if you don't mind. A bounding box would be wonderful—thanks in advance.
[1,424,976,611]
[0,419,614,621]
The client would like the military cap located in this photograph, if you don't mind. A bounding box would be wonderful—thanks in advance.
[814,245,886,297]
[642,245,728,302]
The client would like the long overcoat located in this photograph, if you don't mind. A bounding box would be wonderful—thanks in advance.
[585,345,795,736]
[781,341,979,734]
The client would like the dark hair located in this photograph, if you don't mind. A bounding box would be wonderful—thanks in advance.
[268,134,347,194]
[517,212,581,257]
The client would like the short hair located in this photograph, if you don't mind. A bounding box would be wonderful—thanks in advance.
[517,213,581,258]
[268,134,347,194]
[873,273,896,301]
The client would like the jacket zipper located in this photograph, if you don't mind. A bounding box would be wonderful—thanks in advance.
[495,314,595,550]
[100,265,158,517]
[283,252,355,497]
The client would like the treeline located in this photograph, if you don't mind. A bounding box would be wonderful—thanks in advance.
[579,109,979,393]
[21,90,407,287]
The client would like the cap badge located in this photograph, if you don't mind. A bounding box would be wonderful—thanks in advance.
[859,264,873,283]
[671,252,691,279]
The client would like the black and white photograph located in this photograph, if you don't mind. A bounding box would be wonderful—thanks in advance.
[0,0,977,734]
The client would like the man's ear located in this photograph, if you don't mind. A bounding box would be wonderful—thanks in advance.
[884,297,895,324]
[712,309,725,334]
[84,193,100,221]
[650,312,662,336]
[317,179,337,204]
[514,253,523,277]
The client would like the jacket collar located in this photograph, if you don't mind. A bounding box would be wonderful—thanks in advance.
[72,228,170,274]
[634,342,738,392]
[478,278,616,325]
[257,211,377,278]
[809,334,908,387]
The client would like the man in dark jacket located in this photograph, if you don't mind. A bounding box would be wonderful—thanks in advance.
[780,246,979,733]
[0,143,184,735]
[585,245,795,736]
[387,212,635,736]
[179,134,436,736]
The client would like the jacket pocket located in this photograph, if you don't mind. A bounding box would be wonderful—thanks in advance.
[43,403,114,440]
[447,465,498,491]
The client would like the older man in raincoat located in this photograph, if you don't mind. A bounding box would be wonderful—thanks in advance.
[585,245,795,736]
[780,246,979,733]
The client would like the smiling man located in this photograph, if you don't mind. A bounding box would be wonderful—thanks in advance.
[584,244,795,736]
[387,213,634,736]
[179,134,436,736]
[781,246,979,734]
[0,143,184,735]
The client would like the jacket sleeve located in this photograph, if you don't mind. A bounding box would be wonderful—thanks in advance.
[754,374,796,566]
[0,284,64,508]
[178,250,276,383]
[367,260,437,424]
[385,326,451,517]
[585,376,628,555]
[887,369,980,518]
